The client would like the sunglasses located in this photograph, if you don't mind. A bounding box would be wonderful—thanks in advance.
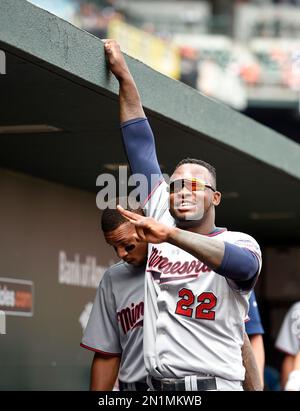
[168,178,216,194]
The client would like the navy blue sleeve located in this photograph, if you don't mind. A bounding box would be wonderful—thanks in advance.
[216,242,259,283]
[121,118,163,204]
[246,292,265,335]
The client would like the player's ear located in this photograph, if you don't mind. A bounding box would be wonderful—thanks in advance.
[212,191,221,206]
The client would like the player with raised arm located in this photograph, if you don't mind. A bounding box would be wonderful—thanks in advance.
[104,40,262,391]
[81,201,261,391]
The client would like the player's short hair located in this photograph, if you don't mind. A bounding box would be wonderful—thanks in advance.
[175,158,217,189]
[101,197,144,233]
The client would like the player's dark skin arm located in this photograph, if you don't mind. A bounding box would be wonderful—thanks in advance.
[116,208,225,271]
[249,334,265,387]
[90,353,121,391]
[167,228,225,270]
[281,354,295,389]
[294,351,300,370]
[242,333,263,391]
[117,208,259,285]
[284,351,300,390]
[104,40,145,123]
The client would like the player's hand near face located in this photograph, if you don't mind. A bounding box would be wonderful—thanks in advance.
[117,205,172,244]
[118,205,225,271]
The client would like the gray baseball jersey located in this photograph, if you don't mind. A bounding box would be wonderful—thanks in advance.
[81,261,147,383]
[275,301,300,355]
[143,181,262,382]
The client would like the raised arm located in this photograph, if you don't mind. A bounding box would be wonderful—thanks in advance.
[104,40,162,203]
[104,40,145,123]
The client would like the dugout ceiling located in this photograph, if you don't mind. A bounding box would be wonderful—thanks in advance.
[1,0,300,243]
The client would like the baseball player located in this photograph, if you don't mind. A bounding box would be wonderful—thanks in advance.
[275,301,300,390]
[246,292,265,386]
[81,201,261,391]
[80,202,149,391]
[79,196,261,392]
[104,40,262,391]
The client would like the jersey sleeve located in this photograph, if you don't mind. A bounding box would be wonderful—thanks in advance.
[245,292,265,335]
[275,302,300,356]
[121,117,172,220]
[225,232,262,292]
[81,269,121,356]
[231,233,262,269]
[121,118,164,206]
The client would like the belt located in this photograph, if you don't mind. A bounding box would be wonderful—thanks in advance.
[119,380,149,391]
[150,376,217,391]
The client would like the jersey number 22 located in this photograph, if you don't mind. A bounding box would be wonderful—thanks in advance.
[175,288,217,320]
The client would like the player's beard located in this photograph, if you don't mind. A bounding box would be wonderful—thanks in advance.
[174,217,202,229]
[171,208,202,228]
[170,201,213,229]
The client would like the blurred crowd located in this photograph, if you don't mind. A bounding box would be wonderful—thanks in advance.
[29,0,121,37]
[28,0,300,109]
[73,1,122,38]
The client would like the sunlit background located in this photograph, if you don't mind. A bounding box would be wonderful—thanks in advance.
[28,0,300,140]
